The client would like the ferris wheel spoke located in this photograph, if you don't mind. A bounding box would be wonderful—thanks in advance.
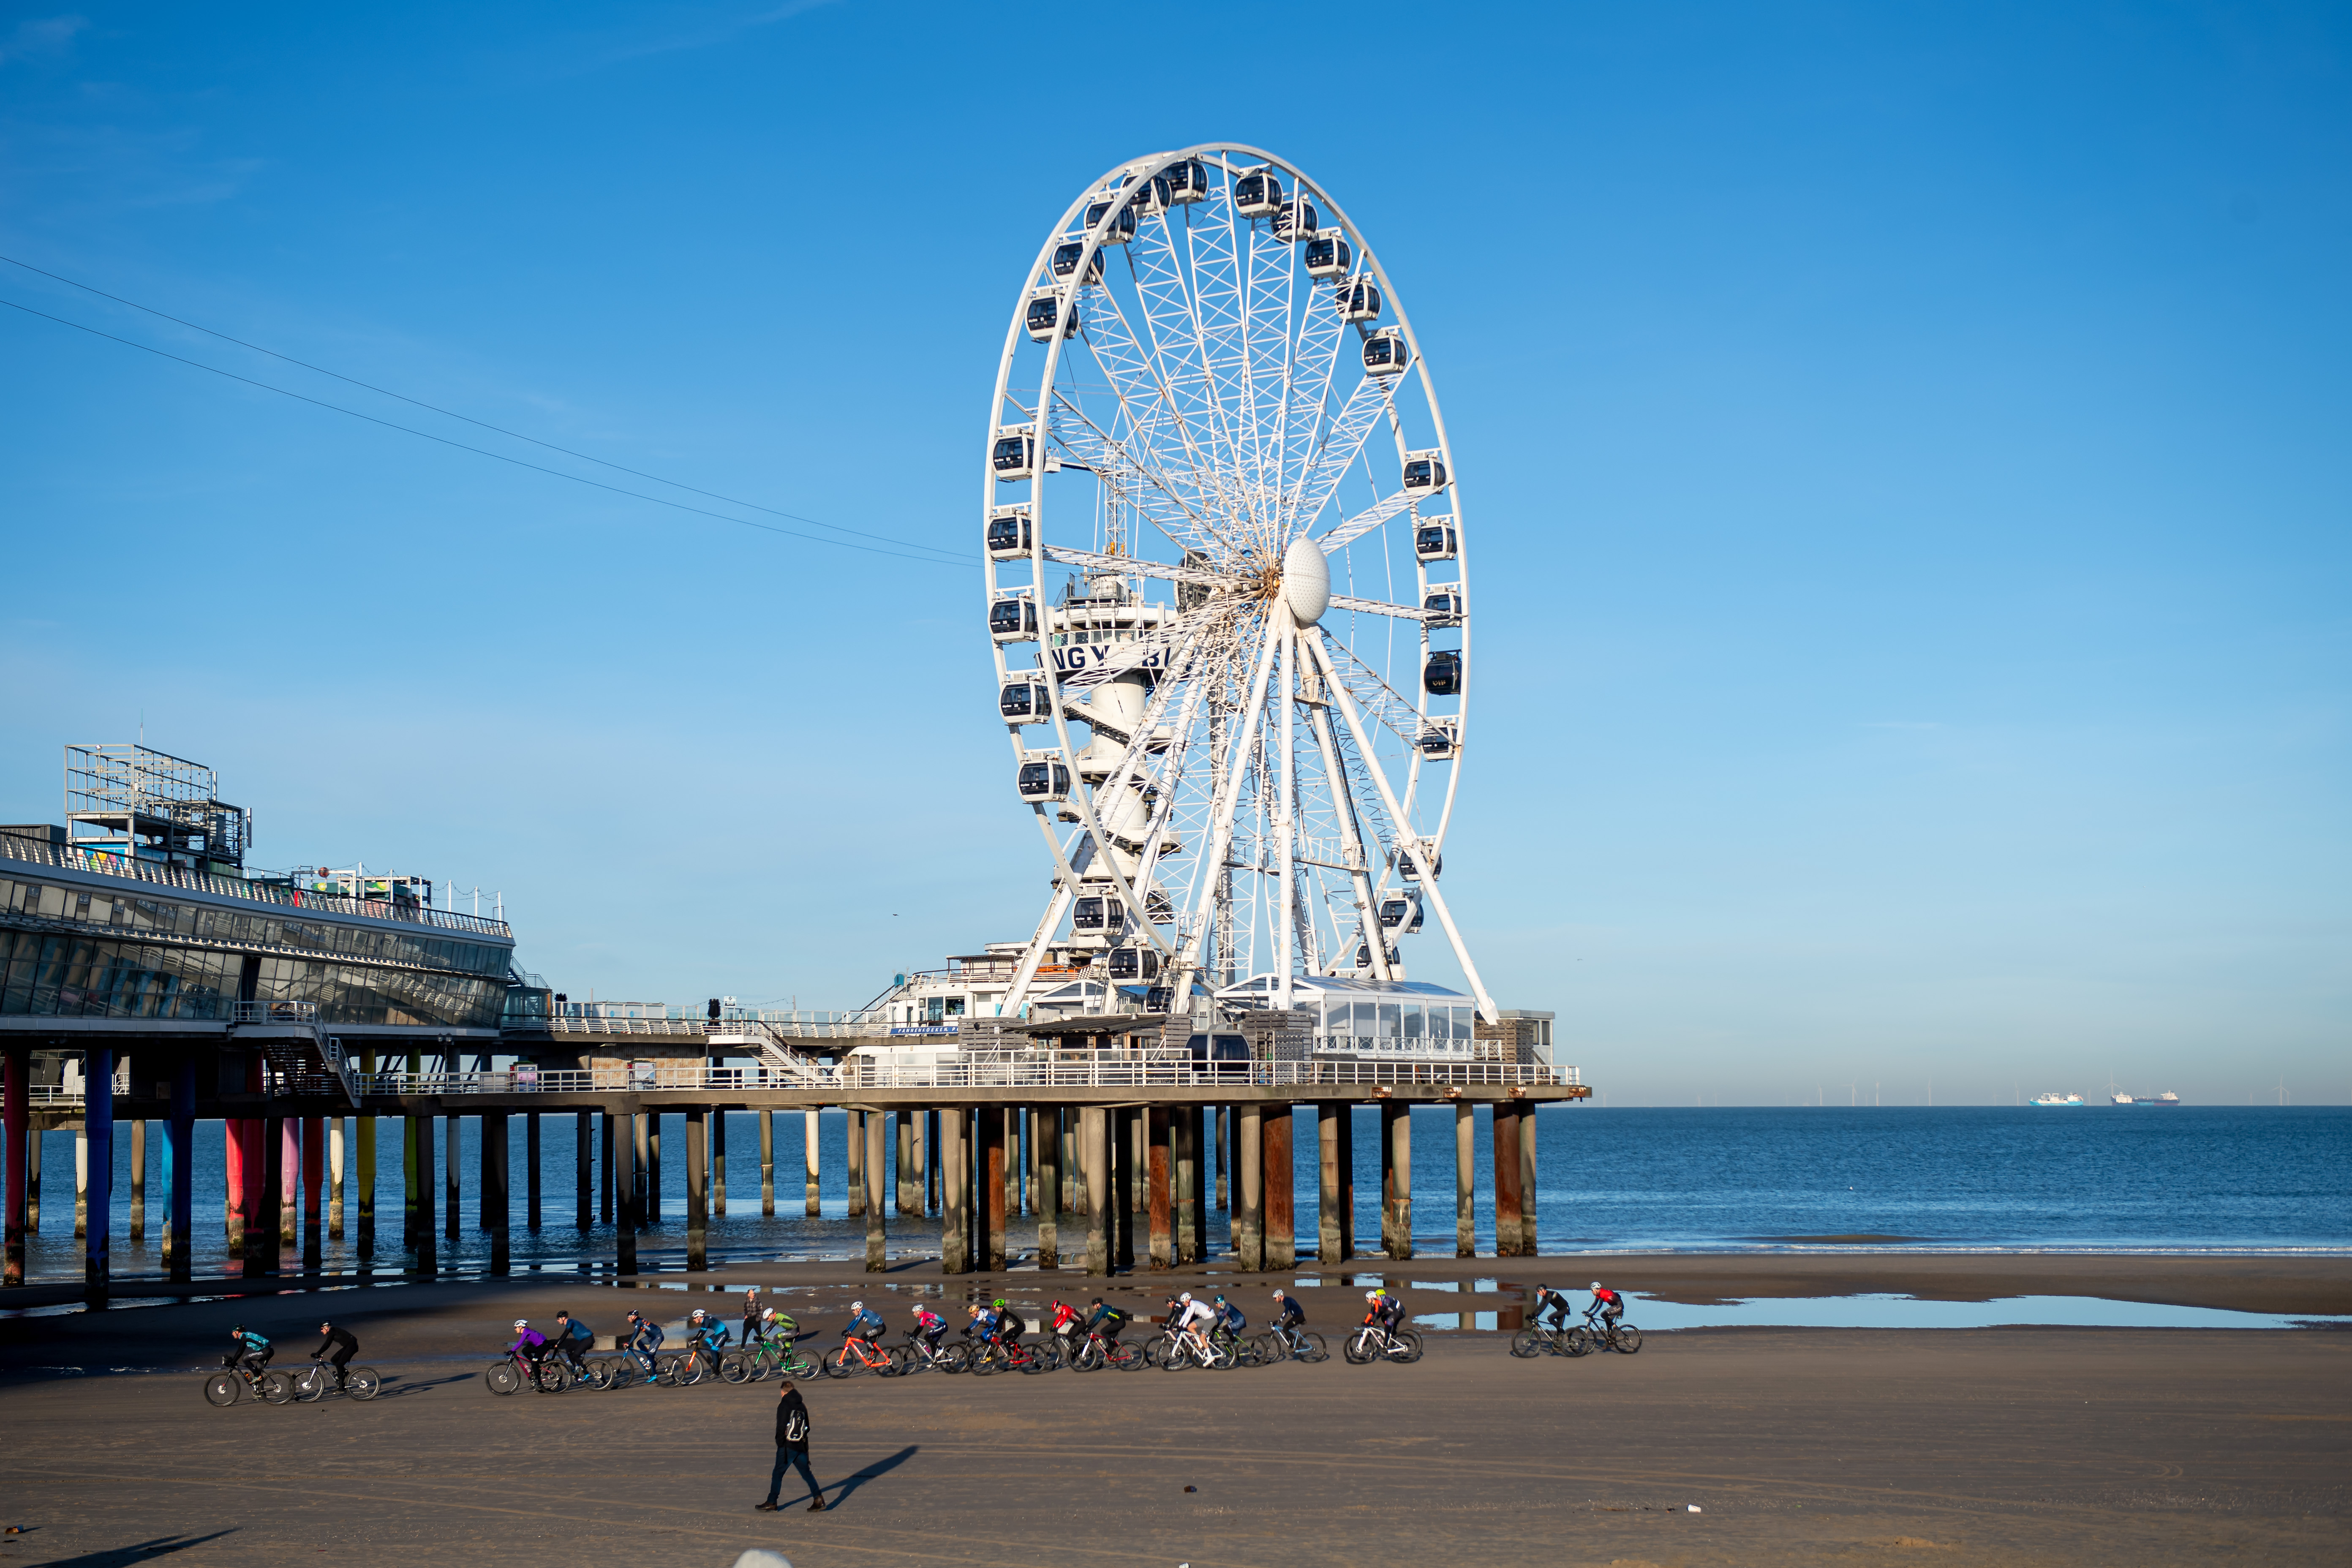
[1050,404,1232,557]
[1055,598,1244,693]
[1325,592,1434,621]
[1078,287,1247,535]
[1041,544,1242,593]
[1315,490,1419,554]
[1238,205,1299,547]
[1288,373,1402,535]
[1129,205,1247,526]
[1314,632,1426,753]
[1273,279,1349,538]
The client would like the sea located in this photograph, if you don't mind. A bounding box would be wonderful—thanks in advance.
[10,1105,2347,1286]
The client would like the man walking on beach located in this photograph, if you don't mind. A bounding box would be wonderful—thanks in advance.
[756,1378,828,1514]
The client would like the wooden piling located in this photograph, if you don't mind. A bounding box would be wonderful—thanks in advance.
[1383,1100,1413,1260]
[1174,1105,1199,1266]
[1082,1107,1108,1276]
[759,1109,776,1217]
[328,1116,344,1241]
[485,1111,510,1274]
[712,1105,727,1217]
[1147,1106,1173,1271]
[1492,1101,1522,1256]
[1266,1106,1296,1270]
[576,1110,592,1229]
[940,1105,968,1274]
[1318,1102,1343,1263]
[1037,1106,1060,1269]
[1519,1100,1540,1255]
[864,1106,887,1273]
[983,1107,1007,1271]
[685,1108,708,1272]
[1235,1103,1264,1271]
[129,1118,146,1243]
[1455,1101,1475,1258]
[846,1109,864,1218]
[804,1109,821,1216]
[410,1109,436,1276]
[526,1112,542,1230]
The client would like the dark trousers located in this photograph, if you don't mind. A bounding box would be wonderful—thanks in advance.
[766,1446,820,1504]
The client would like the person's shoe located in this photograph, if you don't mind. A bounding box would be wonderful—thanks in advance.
[754,1501,780,1512]
[807,1498,828,1512]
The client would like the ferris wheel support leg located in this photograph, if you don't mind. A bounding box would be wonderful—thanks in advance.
[1276,623,1297,1010]
[1171,608,1286,1004]
[1304,695,1394,983]
[1001,875,1076,1018]
[1303,629,1498,1022]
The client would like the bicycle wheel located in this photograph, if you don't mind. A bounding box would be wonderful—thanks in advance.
[202,1372,241,1407]
[1510,1328,1545,1358]
[1388,1330,1424,1364]
[1108,1341,1145,1371]
[534,1359,573,1393]
[1613,1325,1643,1354]
[485,1362,522,1395]
[1342,1331,1375,1364]
[784,1350,818,1379]
[292,1364,328,1402]
[719,1351,750,1384]
[609,1356,642,1388]
[677,1354,708,1388]
[345,1367,382,1401]
[822,1346,854,1379]
[1294,1332,1328,1363]
[1563,1327,1595,1357]
[260,1372,297,1405]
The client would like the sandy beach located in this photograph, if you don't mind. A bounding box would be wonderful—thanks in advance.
[0,1255,2344,1567]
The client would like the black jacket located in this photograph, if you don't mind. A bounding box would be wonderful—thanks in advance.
[776,1388,811,1450]
[315,1327,358,1356]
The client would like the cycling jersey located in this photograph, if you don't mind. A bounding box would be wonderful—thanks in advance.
[915,1310,946,1345]
[559,1318,594,1346]
[1216,1303,1246,1333]
[1535,1290,1573,1328]
[846,1309,884,1340]
[693,1320,732,1350]
[1177,1300,1216,1331]
[1591,1289,1623,1318]
[1276,1296,1305,1326]
[1086,1304,1127,1337]
[510,1328,549,1356]
[630,1322,665,1351]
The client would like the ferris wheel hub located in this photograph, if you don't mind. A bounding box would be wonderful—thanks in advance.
[1279,536,1331,626]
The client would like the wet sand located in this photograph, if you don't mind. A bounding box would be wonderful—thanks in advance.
[0,1257,2345,1566]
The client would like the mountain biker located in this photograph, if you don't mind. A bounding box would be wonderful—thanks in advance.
[1048,1299,1083,1350]
[913,1304,947,1354]
[844,1301,885,1349]
[1533,1285,1575,1332]
[687,1308,732,1376]
[993,1298,1024,1350]
[509,1319,550,1374]
[310,1321,358,1388]
[229,1326,271,1376]
[550,1310,595,1375]
[763,1307,800,1350]
[1174,1291,1217,1357]
[1589,1282,1624,1327]
[1084,1297,1128,1345]
[1212,1293,1247,1347]
[623,1310,664,1380]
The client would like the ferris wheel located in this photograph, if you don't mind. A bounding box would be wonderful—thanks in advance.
[983,143,1496,1024]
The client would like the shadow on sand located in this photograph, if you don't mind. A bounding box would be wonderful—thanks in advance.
[825,1445,919,1511]
[31,1532,237,1565]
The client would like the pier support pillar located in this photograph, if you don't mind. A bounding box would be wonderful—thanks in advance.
[1519,1100,1540,1255]
[1235,1103,1263,1271]
[632,1112,652,1230]
[864,1106,887,1273]
[940,1106,968,1274]
[267,1114,291,1272]
[759,1109,776,1217]
[411,1108,436,1276]
[328,1116,344,1242]
[1492,1100,1522,1257]
[25,1123,39,1234]
[74,1124,86,1240]
[804,1109,821,1216]
[165,1059,195,1280]
[302,1113,323,1271]
[526,1112,542,1231]
[1265,1106,1295,1271]
[685,1108,708,1273]
[597,1111,614,1225]
[1217,1107,1229,1213]
[3,1048,24,1287]
[856,1105,875,1222]
[1382,1100,1413,1260]
[396,1107,412,1251]
[712,1104,727,1217]
[1146,1107,1173,1271]
[237,1112,263,1275]
[615,1101,638,1275]
[1318,1103,1343,1263]
[1339,1101,1356,1259]
[1455,1101,1475,1258]
[895,1108,917,1217]
[1115,1108,1138,1271]
[129,1117,146,1243]
[982,1106,1007,1271]
[1037,1106,1060,1269]
[83,1047,112,1298]
[574,1110,591,1229]
[1081,1108,1107,1276]
[1174,1105,1198,1266]
[926,1110,942,1216]
[485,1111,510,1275]
[647,1113,662,1223]
[443,1112,460,1241]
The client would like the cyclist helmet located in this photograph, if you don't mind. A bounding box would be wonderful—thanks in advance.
[319,1320,332,1331]
[850,1300,863,1312]
[625,1309,643,1322]
[1365,1290,1379,1302]
[1213,1294,1227,1305]
[1271,1290,1285,1300]
[229,1326,244,1337]
[1091,1297,1105,1306]
[1181,1291,1193,1303]
[1590,1281,1603,1291]
[994,1298,1007,1311]
[513,1319,528,1329]
[762,1307,779,1321]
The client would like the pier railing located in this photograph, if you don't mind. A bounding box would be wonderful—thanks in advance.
[348,1059,1575,1095]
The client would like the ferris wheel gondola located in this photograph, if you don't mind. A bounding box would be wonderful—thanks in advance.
[981,143,1497,1023]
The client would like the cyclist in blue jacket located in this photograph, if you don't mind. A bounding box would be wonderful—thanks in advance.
[844,1301,885,1344]
[687,1309,732,1377]
[623,1310,664,1380]
[229,1326,271,1376]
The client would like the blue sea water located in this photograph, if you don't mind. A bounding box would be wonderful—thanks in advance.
[9,1105,2347,1284]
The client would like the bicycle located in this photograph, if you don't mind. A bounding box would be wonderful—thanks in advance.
[722,1337,820,1383]
[968,1335,1048,1375]
[203,1353,294,1407]
[1510,1320,1584,1358]
[889,1332,969,1376]
[291,1358,382,1402]
[823,1332,896,1379]
[1342,1319,1425,1364]
[1257,1321,1329,1364]
[485,1345,571,1394]
[651,1349,708,1387]
[1567,1309,1642,1356]
[1154,1324,1236,1371]
[1070,1329,1143,1372]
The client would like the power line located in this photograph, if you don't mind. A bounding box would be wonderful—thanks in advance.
[1,294,972,567]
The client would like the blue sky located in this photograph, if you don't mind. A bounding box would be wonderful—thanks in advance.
[1,2,2344,1105]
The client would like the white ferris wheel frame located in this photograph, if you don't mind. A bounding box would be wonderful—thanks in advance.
[981,142,1497,1025]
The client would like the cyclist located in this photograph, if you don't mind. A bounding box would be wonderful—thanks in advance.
[550,1310,595,1377]
[1588,1281,1625,1329]
[1211,1293,1247,1351]
[1047,1299,1083,1355]
[509,1318,551,1376]
[623,1310,664,1381]
[913,1304,947,1356]
[844,1300,885,1348]
[1174,1290,1217,1359]
[1084,1296,1128,1348]
[687,1308,732,1378]
[228,1325,271,1377]
[764,1307,800,1348]
[993,1298,1024,1351]
[1533,1285,1575,1333]
[309,1320,358,1390]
